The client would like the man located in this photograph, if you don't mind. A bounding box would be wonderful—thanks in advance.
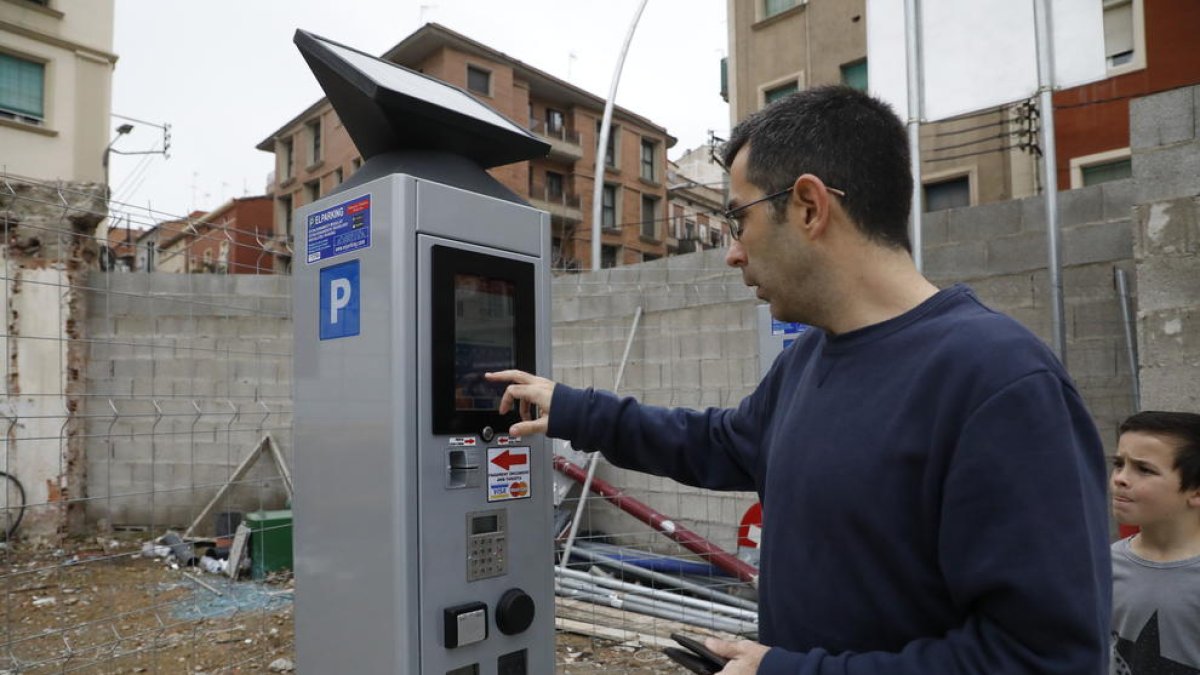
[487,86,1110,674]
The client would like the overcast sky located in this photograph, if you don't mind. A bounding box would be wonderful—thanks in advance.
[108,0,730,224]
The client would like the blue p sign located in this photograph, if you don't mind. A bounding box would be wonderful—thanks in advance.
[319,259,360,340]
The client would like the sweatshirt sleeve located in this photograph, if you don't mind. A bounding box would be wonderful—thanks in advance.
[546,383,766,492]
[755,370,1111,675]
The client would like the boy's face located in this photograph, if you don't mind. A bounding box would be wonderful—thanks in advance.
[1111,431,1200,527]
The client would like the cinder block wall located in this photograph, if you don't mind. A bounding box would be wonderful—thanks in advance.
[83,273,292,531]
[1130,85,1200,411]
[551,86,1200,555]
[922,179,1138,447]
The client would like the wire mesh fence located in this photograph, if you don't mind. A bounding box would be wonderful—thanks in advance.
[0,167,1144,672]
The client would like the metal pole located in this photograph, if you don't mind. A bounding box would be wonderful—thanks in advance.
[1114,267,1140,410]
[567,543,759,611]
[555,581,758,634]
[590,0,650,270]
[557,567,759,621]
[558,307,642,575]
[1033,0,1068,365]
[903,0,925,271]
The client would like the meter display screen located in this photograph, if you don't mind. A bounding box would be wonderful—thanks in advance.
[471,514,500,535]
[454,275,516,412]
[431,245,535,435]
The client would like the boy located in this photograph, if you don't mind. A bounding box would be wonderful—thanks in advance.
[1110,411,1200,674]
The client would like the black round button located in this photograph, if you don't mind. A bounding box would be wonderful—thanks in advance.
[495,588,535,635]
[481,426,495,442]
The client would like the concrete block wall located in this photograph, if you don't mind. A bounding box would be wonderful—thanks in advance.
[83,272,292,532]
[923,179,1138,449]
[551,249,761,553]
[1130,85,1200,411]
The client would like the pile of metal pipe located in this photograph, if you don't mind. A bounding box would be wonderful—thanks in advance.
[556,542,759,636]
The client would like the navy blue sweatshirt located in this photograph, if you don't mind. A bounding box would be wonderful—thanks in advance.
[549,285,1111,675]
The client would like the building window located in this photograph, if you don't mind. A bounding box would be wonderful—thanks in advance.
[307,118,322,164]
[596,120,618,168]
[764,81,799,105]
[467,65,491,95]
[305,180,320,204]
[763,0,796,19]
[1070,148,1133,188]
[601,184,618,228]
[546,171,564,199]
[841,59,868,92]
[0,52,45,125]
[547,109,564,133]
[1103,0,1136,69]
[333,167,344,185]
[640,139,657,182]
[924,176,970,212]
[281,139,294,180]
[1081,159,1132,186]
[601,245,618,269]
[278,195,293,238]
[641,195,659,239]
[352,157,362,170]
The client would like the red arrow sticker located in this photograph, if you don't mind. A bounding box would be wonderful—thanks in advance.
[490,449,529,471]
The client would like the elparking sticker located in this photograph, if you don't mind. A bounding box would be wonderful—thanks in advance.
[487,446,531,502]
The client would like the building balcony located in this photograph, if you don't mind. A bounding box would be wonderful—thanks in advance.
[529,119,584,162]
[528,184,583,224]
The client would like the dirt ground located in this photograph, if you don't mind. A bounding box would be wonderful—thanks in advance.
[0,540,699,673]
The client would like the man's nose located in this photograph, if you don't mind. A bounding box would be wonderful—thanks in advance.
[725,239,746,268]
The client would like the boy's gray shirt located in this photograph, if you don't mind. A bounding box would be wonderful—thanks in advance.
[1111,537,1200,674]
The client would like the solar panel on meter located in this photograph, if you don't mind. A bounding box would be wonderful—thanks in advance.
[293,29,549,167]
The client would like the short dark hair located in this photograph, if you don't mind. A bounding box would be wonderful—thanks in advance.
[1120,411,1200,491]
[721,86,913,252]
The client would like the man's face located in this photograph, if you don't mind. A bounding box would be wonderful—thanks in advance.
[1111,431,1196,528]
[723,146,820,324]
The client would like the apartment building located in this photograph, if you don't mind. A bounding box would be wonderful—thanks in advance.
[257,23,676,272]
[724,0,1197,210]
[1054,0,1200,189]
[666,145,727,255]
[0,0,116,183]
[149,197,273,274]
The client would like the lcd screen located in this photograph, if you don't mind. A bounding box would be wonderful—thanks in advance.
[471,515,500,535]
[454,274,516,412]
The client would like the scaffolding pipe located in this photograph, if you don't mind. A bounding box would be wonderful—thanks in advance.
[558,306,643,575]
[557,567,759,622]
[567,543,759,611]
[1115,267,1140,410]
[555,456,759,584]
[555,582,758,635]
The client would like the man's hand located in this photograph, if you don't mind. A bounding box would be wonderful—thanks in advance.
[707,637,769,674]
[484,370,556,437]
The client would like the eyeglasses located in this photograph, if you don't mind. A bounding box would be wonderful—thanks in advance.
[722,185,847,241]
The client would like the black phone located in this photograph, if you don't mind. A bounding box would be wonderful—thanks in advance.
[663,633,728,674]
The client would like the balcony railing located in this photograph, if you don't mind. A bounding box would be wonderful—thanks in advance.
[528,119,581,144]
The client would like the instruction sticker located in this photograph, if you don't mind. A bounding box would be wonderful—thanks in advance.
[306,195,371,264]
[487,446,531,503]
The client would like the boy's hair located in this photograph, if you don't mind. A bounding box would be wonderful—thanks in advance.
[1120,411,1200,491]
[721,85,913,253]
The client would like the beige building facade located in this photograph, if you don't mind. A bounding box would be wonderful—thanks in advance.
[725,0,1039,211]
[0,0,117,183]
[257,23,676,272]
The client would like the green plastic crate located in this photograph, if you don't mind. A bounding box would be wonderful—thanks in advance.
[245,509,293,579]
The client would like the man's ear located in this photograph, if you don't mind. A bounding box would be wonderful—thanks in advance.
[1187,487,1200,509]
[791,174,832,237]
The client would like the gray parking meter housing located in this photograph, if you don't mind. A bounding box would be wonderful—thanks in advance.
[291,30,553,674]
